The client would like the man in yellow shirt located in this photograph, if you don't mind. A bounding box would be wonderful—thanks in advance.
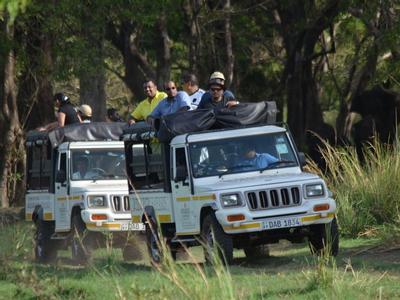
[128,80,167,125]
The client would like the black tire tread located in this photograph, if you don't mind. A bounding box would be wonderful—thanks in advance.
[201,214,233,265]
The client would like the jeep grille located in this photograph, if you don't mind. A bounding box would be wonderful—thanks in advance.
[111,195,130,213]
[246,187,301,210]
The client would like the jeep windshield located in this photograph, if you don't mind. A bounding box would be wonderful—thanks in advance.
[189,132,298,178]
[71,149,126,181]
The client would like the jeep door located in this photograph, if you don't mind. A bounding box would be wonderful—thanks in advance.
[54,150,70,231]
[171,146,197,234]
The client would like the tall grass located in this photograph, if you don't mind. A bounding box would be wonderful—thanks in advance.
[308,140,400,237]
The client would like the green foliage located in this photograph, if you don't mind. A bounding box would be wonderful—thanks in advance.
[310,140,400,237]
[1,222,400,299]
[0,0,30,23]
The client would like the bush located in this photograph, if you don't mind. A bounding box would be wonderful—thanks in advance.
[308,140,400,237]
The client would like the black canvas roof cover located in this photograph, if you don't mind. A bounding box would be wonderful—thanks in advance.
[121,122,155,142]
[156,101,277,142]
[26,122,127,147]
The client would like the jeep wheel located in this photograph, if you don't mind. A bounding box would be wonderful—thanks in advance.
[201,214,233,265]
[145,222,163,265]
[244,244,270,260]
[308,217,339,257]
[71,213,90,265]
[34,219,57,263]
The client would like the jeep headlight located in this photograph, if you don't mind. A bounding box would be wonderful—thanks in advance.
[221,193,242,207]
[87,195,107,208]
[305,184,324,198]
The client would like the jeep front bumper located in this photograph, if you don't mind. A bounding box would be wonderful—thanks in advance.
[81,209,145,232]
[215,198,336,234]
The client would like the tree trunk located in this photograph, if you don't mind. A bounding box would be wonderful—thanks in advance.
[182,0,202,75]
[276,0,340,147]
[106,22,157,101]
[155,11,172,85]
[78,6,107,121]
[17,18,54,130]
[0,19,25,207]
[223,0,234,87]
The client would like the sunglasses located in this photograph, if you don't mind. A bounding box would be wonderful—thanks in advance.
[210,87,222,92]
[166,86,176,91]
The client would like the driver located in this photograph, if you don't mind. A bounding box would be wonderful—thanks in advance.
[72,156,97,180]
[237,144,278,171]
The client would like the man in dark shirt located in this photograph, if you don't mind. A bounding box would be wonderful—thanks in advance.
[197,71,239,109]
[54,93,80,126]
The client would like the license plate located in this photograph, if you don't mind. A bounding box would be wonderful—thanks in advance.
[121,222,145,231]
[263,216,302,230]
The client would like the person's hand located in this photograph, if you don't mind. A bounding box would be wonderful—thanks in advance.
[226,100,239,108]
[127,118,136,125]
[147,116,155,127]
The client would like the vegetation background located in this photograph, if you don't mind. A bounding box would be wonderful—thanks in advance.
[1,1,400,298]
[1,0,400,207]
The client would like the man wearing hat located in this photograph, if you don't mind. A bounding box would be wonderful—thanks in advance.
[78,104,92,123]
[197,71,238,109]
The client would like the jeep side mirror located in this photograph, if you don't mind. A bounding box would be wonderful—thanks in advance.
[174,166,188,182]
[298,152,306,167]
[56,170,66,183]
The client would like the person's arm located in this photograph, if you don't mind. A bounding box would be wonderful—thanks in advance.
[224,90,239,108]
[176,92,191,112]
[58,112,66,127]
[129,104,144,124]
[225,100,239,108]
[37,121,58,131]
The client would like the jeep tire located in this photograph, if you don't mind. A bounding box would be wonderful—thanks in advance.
[71,213,90,265]
[308,217,339,256]
[244,244,270,259]
[34,219,57,263]
[145,221,163,265]
[201,214,233,265]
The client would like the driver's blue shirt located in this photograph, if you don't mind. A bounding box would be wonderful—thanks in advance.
[239,153,278,171]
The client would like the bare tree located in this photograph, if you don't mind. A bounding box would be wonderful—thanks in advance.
[0,17,25,207]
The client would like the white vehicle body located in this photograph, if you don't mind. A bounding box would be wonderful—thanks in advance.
[25,123,144,263]
[25,140,144,231]
[124,124,337,260]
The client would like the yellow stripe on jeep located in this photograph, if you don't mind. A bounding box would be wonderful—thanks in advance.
[86,223,121,229]
[192,194,216,201]
[176,231,200,236]
[57,197,67,201]
[69,196,81,201]
[25,213,33,221]
[43,213,53,220]
[223,223,261,231]
[158,214,172,223]
[131,216,141,223]
[176,196,191,202]
[301,213,335,222]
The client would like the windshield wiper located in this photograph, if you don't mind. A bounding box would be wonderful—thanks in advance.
[218,164,253,178]
[259,160,297,173]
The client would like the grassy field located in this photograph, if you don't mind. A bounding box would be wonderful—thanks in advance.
[1,221,400,299]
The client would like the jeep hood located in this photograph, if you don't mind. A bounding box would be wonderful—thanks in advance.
[194,172,321,193]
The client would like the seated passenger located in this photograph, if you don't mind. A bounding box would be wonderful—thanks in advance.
[78,104,92,123]
[181,73,205,110]
[197,71,238,109]
[148,81,191,120]
[128,79,167,125]
[237,145,278,171]
[72,157,97,180]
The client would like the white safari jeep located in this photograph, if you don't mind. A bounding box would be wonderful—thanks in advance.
[25,122,144,264]
[122,119,339,264]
